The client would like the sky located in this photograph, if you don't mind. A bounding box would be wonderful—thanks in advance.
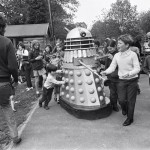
[74,0,150,29]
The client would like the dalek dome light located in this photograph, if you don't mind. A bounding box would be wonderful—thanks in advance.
[66,27,92,39]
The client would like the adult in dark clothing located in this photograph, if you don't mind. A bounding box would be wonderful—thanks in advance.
[28,40,46,96]
[0,15,21,144]
[105,39,119,112]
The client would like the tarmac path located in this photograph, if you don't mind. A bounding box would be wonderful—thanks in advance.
[10,74,150,150]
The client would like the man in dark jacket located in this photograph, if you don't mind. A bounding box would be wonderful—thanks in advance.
[0,15,21,144]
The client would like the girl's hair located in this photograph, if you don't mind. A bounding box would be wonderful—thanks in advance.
[118,34,134,46]
[45,45,52,51]
[108,39,116,48]
[18,42,25,49]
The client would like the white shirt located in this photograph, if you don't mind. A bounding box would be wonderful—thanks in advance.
[44,73,64,89]
[105,49,140,79]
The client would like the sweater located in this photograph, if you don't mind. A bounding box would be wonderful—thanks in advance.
[105,49,140,80]
[28,50,43,70]
[0,35,18,82]
[44,73,64,89]
[105,51,119,82]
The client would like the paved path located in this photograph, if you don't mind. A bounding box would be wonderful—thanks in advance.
[10,74,150,150]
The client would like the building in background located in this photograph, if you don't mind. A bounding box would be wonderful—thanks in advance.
[5,23,50,50]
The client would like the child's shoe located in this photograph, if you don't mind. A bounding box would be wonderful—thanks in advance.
[13,137,22,145]
[13,109,17,112]
[44,106,50,110]
[36,91,40,97]
[39,102,42,107]
[57,100,60,104]
[26,87,33,91]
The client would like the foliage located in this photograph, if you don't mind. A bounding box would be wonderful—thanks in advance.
[91,0,142,42]
[139,10,150,34]
[75,22,87,28]
[25,0,49,24]
[0,0,79,40]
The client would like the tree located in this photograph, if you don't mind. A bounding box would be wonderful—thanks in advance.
[0,0,27,24]
[106,0,140,36]
[75,22,87,28]
[139,10,150,34]
[91,0,142,41]
[25,0,49,24]
[0,0,79,40]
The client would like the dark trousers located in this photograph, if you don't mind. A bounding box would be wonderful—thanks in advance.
[109,81,118,106]
[117,78,138,119]
[39,87,54,106]
[0,83,18,138]
[24,65,32,88]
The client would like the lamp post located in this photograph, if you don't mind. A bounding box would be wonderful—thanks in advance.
[47,0,55,44]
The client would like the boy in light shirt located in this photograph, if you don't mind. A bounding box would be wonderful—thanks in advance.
[102,34,140,126]
[39,64,65,110]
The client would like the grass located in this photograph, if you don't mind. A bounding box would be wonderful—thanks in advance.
[0,82,37,148]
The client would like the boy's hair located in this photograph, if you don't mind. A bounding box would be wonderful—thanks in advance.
[46,63,57,73]
[118,34,134,46]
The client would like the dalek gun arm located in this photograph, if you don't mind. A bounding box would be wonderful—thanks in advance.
[78,59,105,81]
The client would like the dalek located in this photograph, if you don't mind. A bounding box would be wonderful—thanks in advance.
[60,27,112,120]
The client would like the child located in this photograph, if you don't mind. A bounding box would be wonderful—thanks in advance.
[101,34,140,126]
[39,64,65,110]
[105,39,119,112]
[50,53,63,104]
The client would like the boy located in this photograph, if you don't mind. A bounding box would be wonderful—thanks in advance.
[39,64,65,110]
[101,34,140,126]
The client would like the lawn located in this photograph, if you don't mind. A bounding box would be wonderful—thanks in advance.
[0,82,37,149]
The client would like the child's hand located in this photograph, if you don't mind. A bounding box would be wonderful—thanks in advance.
[107,54,113,60]
[56,70,63,73]
[122,73,129,78]
[101,71,107,76]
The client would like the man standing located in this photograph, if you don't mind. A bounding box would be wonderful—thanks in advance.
[0,15,21,144]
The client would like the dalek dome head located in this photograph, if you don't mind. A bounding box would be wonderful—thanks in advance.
[65,27,94,51]
[66,27,92,39]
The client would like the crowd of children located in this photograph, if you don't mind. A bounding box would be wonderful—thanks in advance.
[12,39,65,111]
[11,33,144,127]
